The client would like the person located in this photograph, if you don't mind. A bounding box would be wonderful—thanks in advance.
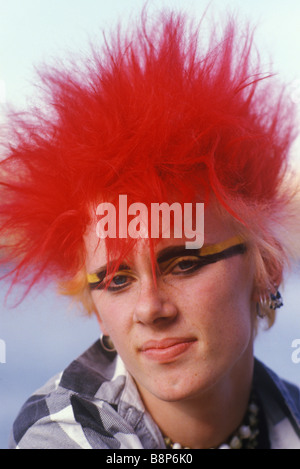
[0,7,300,449]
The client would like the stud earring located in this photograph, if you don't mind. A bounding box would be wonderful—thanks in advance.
[269,290,283,310]
[256,289,283,319]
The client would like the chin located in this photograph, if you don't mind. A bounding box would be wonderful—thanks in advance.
[147,374,216,403]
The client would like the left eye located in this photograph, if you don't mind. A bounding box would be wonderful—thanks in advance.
[166,257,202,275]
[176,260,197,271]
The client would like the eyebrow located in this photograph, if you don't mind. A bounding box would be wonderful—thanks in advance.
[87,235,245,285]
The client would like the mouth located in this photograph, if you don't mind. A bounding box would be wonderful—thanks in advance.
[139,337,197,362]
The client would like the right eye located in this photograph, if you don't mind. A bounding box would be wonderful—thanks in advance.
[106,273,132,291]
[91,270,137,293]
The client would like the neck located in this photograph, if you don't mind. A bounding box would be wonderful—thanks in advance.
[138,355,254,449]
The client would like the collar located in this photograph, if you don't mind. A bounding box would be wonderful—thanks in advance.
[254,358,300,446]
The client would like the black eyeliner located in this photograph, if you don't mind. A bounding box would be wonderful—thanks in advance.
[89,244,247,290]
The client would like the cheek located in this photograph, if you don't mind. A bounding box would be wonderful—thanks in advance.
[211,269,253,350]
[92,292,131,337]
[181,261,254,348]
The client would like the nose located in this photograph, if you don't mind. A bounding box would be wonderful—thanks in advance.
[133,279,178,326]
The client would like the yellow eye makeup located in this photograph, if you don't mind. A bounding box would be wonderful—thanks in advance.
[198,235,245,256]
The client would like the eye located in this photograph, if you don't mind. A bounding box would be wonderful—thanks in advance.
[160,256,203,276]
[171,257,202,275]
[89,269,136,292]
[112,275,127,285]
[105,270,136,292]
[173,259,199,273]
[109,274,129,288]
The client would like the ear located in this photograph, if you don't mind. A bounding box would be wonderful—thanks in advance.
[252,268,283,303]
[267,267,283,296]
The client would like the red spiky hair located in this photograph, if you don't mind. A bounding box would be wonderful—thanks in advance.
[0,8,298,304]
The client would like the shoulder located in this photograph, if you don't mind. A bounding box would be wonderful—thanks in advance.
[9,341,134,449]
[9,372,85,449]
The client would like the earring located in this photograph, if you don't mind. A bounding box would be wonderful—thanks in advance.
[256,289,283,318]
[269,290,283,310]
[100,335,116,353]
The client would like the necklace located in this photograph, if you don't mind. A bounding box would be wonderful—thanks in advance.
[164,393,260,450]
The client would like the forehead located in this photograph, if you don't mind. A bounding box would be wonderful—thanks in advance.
[84,204,237,272]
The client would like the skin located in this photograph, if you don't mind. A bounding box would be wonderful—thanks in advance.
[84,207,257,448]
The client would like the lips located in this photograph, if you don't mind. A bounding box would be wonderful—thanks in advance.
[139,337,196,362]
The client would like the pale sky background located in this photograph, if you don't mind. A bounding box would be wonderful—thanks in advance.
[0,0,300,449]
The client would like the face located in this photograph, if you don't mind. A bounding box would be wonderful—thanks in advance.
[84,207,256,405]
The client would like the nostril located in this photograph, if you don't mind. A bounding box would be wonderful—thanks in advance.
[133,285,177,325]
[152,312,177,327]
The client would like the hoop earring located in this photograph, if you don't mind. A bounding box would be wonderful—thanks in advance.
[100,335,116,353]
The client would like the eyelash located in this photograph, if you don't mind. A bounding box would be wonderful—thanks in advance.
[93,256,204,293]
